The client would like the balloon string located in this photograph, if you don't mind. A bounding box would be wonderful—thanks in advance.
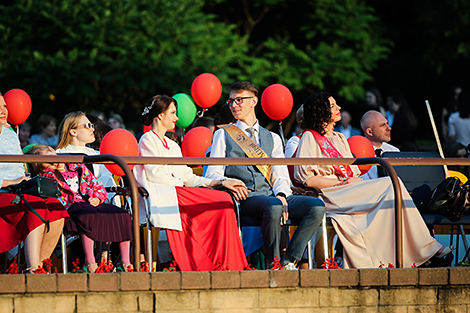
[197,109,206,118]
[279,121,286,146]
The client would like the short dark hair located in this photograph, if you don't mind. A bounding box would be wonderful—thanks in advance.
[226,81,258,97]
[301,92,333,135]
[141,95,177,126]
[37,114,56,129]
[86,113,112,150]
[214,104,236,127]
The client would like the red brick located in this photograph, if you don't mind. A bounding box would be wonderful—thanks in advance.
[449,267,470,285]
[88,273,118,292]
[419,268,448,285]
[269,270,299,288]
[211,271,240,289]
[359,269,388,286]
[120,272,150,291]
[57,273,87,292]
[181,272,210,290]
[389,268,418,286]
[240,270,269,288]
[26,273,56,293]
[0,274,25,294]
[300,269,329,287]
[151,272,180,291]
[330,269,358,287]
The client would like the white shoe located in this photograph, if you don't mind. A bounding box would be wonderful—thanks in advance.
[283,262,298,270]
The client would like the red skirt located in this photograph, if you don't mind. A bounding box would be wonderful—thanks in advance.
[0,193,69,253]
[166,187,248,271]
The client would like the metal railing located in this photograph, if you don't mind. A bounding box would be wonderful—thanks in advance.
[2,154,470,269]
[0,154,141,271]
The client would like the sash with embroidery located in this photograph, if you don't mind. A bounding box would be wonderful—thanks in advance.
[221,124,273,187]
[304,129,354,178]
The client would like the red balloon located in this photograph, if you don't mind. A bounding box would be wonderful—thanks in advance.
[4,89,32,125]
[347,135,375,175]
[181,127,213,157]
[260,84,293,120]
[191,73,222,108]
[100,129,139,176]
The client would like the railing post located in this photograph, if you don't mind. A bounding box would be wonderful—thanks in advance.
[84,155,141,272]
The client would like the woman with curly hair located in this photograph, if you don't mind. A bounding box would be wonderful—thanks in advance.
[292,92,453,269]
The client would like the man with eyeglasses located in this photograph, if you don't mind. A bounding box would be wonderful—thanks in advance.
[205,81,325,270]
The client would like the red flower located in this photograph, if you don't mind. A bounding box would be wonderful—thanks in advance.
[6,260,18,274]
[71,258,81,273]
[269,256,285,270]
[244,264,256,270]
[140,261,149,272]
[321,258,342,269]
[163,260,178,272]
[95,260,114,273]
[33,267,48,274]
[42,258,53,273]
[214,262,227,271]
[378,262,395,269]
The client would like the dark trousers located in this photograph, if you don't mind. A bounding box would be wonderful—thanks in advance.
[240,195,325,262]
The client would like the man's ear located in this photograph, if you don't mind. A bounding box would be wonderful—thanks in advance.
[252,96,258,108]
[365,127,373,137]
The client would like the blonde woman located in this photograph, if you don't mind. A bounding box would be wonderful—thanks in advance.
[56,112,117,200]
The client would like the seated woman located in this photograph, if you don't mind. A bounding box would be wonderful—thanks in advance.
[0,93,68,273]
[28,145,133,273]
[293,92,452,268]
[29,114,59,148]
[56,112,116,189]
[133,95,248,271]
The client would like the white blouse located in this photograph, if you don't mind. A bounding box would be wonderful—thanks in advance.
[0,126,26,187]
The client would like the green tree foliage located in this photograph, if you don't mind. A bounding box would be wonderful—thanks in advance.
[0,0,249,128]
[0,0,390,133]
[206,0,390,101]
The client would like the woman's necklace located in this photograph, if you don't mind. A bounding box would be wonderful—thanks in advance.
[152,131,169,150]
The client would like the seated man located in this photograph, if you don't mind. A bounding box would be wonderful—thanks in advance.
[360,110,399,180]
[205,81,325,269]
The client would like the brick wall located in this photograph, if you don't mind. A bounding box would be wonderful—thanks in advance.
[1,268,470,312]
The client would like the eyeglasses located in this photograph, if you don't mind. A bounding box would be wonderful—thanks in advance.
[76,122,95,130]
[226,96,254,106]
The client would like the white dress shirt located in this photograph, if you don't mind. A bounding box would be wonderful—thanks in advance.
[284,135,300,158]
[205,120,292,197]
[360,141,400,180]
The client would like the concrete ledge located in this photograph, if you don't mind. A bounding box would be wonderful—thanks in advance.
[0,269,470,313]
[211,271,240,289]
[2,267,470,294]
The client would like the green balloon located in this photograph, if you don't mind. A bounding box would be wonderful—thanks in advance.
[173,93,197,128]
[22,143,38,154]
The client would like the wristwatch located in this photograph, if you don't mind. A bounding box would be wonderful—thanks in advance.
[276,192,287,199]
[219,177,229,184]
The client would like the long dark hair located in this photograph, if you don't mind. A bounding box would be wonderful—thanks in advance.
[141,95,177,126]
[301,92,332,135]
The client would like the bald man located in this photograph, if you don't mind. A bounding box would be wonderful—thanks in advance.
[360,110,399,180]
